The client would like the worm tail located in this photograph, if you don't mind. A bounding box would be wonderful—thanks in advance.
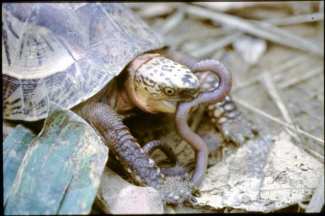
[176,60,232,186]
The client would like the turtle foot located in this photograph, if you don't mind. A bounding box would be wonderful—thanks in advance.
[219,115,258,146]
[208,96,258,146]
[157,174,199,206]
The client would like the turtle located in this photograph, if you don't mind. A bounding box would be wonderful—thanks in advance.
[2,3,234,205]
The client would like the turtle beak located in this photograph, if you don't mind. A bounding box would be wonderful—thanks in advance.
[179,87,200,100]
[178,73,200,101]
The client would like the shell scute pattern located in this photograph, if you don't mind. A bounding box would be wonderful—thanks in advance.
[3,3,164,121]
[101,3,162,51]
[20,79,48,116]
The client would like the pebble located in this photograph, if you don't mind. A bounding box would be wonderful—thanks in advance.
[96,168,164,214]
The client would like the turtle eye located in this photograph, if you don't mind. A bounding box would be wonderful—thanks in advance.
[163,87,175,96]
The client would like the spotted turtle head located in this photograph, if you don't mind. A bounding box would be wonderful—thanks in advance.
[126,53,200,113]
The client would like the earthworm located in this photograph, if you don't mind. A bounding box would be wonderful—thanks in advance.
[176,60,232,186]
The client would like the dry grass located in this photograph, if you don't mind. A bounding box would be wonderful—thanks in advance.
[129,2,324,213]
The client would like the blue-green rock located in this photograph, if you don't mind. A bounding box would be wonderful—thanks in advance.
[3,125,35,206]
[4,104,109,215]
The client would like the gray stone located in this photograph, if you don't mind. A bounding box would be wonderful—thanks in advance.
[96,168,164,214]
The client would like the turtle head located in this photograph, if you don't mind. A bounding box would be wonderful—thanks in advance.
[126,54,200,113]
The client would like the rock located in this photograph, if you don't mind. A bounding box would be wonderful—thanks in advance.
[4,104,108,215]
[233,34,267,65]
[195,132,323,212]
[96,168,164,214]
[3,125,35,205]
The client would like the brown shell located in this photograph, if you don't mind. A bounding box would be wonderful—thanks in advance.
[2,3,164,121]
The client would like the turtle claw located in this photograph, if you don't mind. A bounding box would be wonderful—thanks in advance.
[184,195,199,207]
[208,96,259,146]
[158,174,198,206]
[219,115,258,146]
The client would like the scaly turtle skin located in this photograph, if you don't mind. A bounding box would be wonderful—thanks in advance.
[2,3,232,205]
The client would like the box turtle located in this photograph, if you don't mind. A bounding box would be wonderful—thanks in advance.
[2,3,237,205]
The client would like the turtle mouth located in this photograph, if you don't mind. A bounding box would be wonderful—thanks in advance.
[160,95,198,113]
[179,87,200,100]
[161,100,177,113]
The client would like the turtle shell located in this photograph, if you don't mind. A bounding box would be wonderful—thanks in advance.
[3,3,164,121]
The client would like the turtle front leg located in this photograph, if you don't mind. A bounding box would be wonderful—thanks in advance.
[166,49,258,146]
[80,102,195,205]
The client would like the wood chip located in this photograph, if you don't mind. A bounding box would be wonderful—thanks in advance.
[191,31,242,58]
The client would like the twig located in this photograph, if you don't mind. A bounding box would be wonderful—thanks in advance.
[265,12,324,26]
[278,66,323,89]
[233,55,309,92]
[191,32,243,58]
[137,3,179,18]
[185,4,323,56]
[306,174,324,213]
[167,28,231,47]
[261,72,301,142]
[193,2,263,12]
[234,98,324,163]
[233,98,325,145]
[254,20,323,55]
[159,8,185,35]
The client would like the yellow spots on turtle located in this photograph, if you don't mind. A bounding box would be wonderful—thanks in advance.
[226,110,240,119]
[161,65,173,72]
[173,195,180,200]
[208,104,215,111]
[218,117,227,124]
[135,56,200,102]
[213,109,223,118]
[181,74,198,86]
[148,158,155,166]
[224,103,235,112]
[135,175,142,183]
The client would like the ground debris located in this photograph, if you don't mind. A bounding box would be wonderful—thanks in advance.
[128,2,324,213]
[195,132,323,212]
[96,168,164,214]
